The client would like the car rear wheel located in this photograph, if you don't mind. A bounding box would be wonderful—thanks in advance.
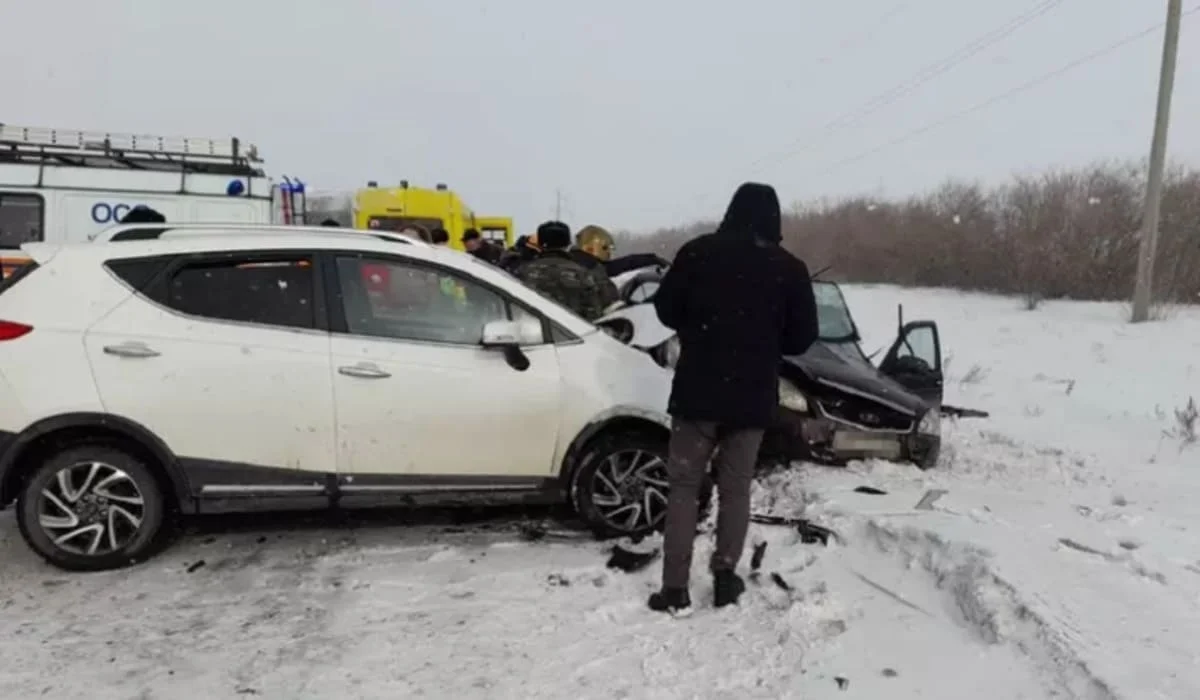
[16,445,167,572]
[570,432,711,540]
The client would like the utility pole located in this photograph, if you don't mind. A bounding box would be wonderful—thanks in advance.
[1132,0,1182,323]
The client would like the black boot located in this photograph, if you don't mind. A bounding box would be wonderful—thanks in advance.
[648,587,693,617]
[712,570,745,608]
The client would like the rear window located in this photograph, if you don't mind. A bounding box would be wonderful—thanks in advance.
[0,193,44,249]
[0,260,38,295]
[165,256,316,330]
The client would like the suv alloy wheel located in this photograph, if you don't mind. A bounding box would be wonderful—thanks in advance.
[570,432,712,539]
[16,445,167,571]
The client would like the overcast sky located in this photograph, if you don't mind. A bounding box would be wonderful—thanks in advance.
[3,0,1198,234]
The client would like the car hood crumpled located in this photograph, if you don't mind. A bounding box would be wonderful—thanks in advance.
[783,342,930,417]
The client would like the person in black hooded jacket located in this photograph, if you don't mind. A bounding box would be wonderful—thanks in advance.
[647,182,819,615]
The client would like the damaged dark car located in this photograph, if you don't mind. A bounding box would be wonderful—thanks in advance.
[595,267,985,470]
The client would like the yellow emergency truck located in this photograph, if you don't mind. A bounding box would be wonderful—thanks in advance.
[352,181,513,251]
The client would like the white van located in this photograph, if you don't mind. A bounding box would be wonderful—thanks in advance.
[0,124,307,258]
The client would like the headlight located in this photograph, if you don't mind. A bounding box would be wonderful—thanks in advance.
[918,407,941,435]
[778,378,809,412]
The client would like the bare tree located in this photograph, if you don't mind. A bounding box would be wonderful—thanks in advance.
[626,160,1200,304]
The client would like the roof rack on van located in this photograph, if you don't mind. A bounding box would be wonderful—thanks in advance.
[93,222,430,247]
[0,123,265,178]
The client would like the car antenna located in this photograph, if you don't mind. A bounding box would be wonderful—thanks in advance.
[810,264,832,280]
[896,303,905,334]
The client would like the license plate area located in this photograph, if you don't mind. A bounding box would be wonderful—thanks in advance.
[832,431,903,458]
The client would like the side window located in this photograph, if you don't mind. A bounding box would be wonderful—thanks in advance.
[0,193,45,248]
[549,323,578,344]
[335,256,533,345]
[896,324,939,369]
[0,261,38,293]
[165,255,316,330]
[105,257,172,291]
[509,301,548,346]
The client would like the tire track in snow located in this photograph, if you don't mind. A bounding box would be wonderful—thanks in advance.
[861,520,1118,700]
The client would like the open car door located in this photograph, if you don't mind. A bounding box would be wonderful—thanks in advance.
[878,320,944,405]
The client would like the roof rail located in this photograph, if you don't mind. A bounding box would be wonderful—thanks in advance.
[0,123,265,177]
[92,222,429,247]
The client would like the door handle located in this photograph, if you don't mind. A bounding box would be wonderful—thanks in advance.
[338,363,391,379]
[103,342,161,358]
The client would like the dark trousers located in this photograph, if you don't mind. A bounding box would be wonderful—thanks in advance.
[661,418,764,590]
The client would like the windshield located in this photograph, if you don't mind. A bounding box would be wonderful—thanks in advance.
[612,269,858,341]
[813,281,857,341]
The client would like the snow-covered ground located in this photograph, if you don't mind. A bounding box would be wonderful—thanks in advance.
[1,286,1197,700]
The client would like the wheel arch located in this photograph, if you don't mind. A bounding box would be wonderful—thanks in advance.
[557,408,671,488]
[0,412,190,510]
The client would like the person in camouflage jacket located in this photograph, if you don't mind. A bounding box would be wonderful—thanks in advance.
[516,221,607,320]
[571,225,620,313]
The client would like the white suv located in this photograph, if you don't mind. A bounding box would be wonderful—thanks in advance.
[0,225,677,571]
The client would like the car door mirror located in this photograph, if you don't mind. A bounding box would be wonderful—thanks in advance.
[481,318,542,347]
[481,319,521,347]
[878,320,944,404]
[481,319,541,372]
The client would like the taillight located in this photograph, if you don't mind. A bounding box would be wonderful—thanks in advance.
[0,321,32,341]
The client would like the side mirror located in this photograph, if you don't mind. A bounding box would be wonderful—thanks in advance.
[481,319,521,347]
[481,318,542,348]
[480,319,541,372]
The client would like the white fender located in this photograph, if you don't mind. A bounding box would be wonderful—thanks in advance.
[595,303,675,350]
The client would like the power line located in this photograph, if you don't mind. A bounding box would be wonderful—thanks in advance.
[644,1,1063,226]
[746,0,1067,174]
[809,6,1200,178]
[642,2,921,223]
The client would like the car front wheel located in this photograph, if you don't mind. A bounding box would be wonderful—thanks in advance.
[570,432,711,539]
[16,445,167,572]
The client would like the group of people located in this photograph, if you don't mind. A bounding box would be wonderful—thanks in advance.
[326,215,663,324]
[352,216,622,322]
[461,221,625,322]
